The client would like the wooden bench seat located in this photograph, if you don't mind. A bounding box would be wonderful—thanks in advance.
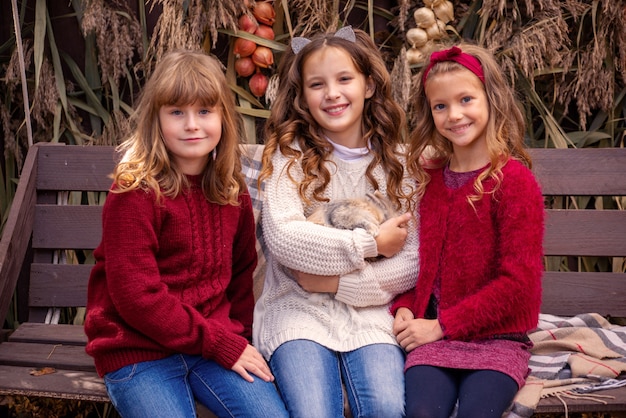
[0,143,624,415]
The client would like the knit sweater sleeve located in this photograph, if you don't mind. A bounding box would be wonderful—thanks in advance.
[100,189,248,369]
[334,211,419,307]
[439,162,544,340]
[263,152,374,274]
[389,289,417,315]
[225,193,257,341]
[263,151,419,307]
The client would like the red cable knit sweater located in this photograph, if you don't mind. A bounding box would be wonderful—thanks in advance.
[85,176,257,377]
[392,159,544,341]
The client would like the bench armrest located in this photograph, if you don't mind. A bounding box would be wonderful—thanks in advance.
[0,145,40,324]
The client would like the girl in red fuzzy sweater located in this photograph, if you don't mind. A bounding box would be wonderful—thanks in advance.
[84,50,287,418]
[392,43,544,418]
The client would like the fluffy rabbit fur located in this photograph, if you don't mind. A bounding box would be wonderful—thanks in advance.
[307,191,398,237]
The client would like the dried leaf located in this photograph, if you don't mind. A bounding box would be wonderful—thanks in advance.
[30,367,57,376]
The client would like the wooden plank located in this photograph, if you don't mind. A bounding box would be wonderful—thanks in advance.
[33,205,103,249]
[541,271,626,317]
[0,145,39,325]
[530,148,626,196]
[544,210,626,256]
[29,264,92,307]
[8,323,87,346]
[535,386,626,414]
[0,342,95,372]
[36,144,117,192]
[0,364,107,402]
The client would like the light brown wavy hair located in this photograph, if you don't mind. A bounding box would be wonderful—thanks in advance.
[407,43,531,205]
[112,50,246,205]
[259,27,409,211]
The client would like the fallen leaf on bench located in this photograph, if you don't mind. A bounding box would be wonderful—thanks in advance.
[30,367,56,376]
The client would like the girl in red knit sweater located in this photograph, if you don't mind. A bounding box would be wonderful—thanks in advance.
[84,50,287,418]
[392,43,544,418]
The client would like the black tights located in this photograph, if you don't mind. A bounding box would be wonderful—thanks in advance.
[405,366,519,418]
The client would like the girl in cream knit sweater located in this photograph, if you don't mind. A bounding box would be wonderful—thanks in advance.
[253,27,419,418]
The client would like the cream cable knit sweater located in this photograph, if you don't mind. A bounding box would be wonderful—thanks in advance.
[253,147,419,359]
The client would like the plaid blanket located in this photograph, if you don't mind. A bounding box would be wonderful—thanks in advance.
[241,144,267,299]
[507,313,626,418]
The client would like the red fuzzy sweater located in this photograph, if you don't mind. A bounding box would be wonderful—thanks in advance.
[85,176,257,377]
[392,159,544,340]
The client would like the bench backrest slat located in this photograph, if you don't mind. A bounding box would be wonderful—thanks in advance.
[36,145,117,191]
[530,148,626,195]
[33,205,103,249]
[544,210,626,256]
[29,264,92,307]
[542,271,626,316]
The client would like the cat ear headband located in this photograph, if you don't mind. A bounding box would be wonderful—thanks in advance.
[422,46,485,85]
[291,25,356,54]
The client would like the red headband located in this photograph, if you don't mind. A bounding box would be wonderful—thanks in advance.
[422,46,485,85]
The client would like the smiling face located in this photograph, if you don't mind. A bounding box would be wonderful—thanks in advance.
[425,67,490,169]
[158,102,222,175]
[301,46,375,148]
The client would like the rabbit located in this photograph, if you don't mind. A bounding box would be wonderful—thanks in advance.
[307,190,398,237]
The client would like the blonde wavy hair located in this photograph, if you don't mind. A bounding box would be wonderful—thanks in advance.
[112,50,245,205]
[406,43,531,205]
[259,28,410,211]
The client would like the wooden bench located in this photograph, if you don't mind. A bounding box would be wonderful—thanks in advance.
[0,143,624,416]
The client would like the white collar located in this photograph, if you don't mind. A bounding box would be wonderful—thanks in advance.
[326,137,370,161]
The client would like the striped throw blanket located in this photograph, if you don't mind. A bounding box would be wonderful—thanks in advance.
[241,144,267,300]
[507,313,626,418]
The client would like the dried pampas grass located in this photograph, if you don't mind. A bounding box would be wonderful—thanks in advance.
[81,0,143,86]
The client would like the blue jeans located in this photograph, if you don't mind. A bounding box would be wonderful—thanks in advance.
[270,340,405,418]
[104,354,288,418]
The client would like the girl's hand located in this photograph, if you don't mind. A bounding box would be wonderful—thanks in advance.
[394,317,443,352]
[231,344,275,383]
[392,307,415,335]
[375,213,412,258]
[292,270,340,293]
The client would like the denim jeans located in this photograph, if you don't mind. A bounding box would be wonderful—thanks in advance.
[270,340,405,418]
[104,353,288,418]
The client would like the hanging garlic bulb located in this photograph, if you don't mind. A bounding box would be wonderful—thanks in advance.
[405,2,455,64]
[406,27,429,48]
[425,21,444,40]
[406,47,426,65]
[433,1,454,24]
[423,0,446,7]
[413,7,437,29]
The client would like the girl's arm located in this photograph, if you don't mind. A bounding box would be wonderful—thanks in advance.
[262,152,379,275]
[225,193,257,340]
[332,175,419,307]
[296,213,418,307]
[390,289,416,315]
[292,212,413,293]
[263,152,419,307]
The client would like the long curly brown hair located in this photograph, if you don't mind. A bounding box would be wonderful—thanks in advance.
[259,27,410,211]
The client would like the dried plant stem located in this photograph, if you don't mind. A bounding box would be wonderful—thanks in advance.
[10,0,33,147]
